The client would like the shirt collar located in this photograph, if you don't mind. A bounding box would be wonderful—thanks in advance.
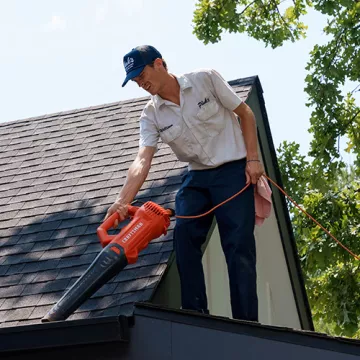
[177,74,192,91]
[153,74,192,108]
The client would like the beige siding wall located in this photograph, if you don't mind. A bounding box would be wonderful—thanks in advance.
[155,85,304,330]
[202,225,232,317]
[202,87,301,329]
[202,210,301,328]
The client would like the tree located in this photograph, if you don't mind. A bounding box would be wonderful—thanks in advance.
[277,142,360,338]
[193,0,360,337]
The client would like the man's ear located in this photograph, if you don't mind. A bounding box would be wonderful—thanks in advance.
[154,58,164,69]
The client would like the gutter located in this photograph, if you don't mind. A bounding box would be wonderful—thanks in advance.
[0,315,129,353]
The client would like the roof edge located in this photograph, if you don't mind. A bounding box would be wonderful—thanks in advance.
[1,75,259,128]
[0,315,129,353]
[0,95,150,128]
[228,75,260,89]
[134,302,360,356]
[250,77,314,331]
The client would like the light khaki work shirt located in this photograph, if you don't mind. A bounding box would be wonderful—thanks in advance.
[139,68,247,170]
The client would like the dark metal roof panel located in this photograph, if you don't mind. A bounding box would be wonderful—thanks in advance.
[0,315,129,353]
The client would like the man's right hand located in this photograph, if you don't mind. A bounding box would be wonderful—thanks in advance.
[104,201,129,228]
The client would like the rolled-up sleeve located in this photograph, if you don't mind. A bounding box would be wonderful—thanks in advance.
[207,69,243,111]
[139,103,159,150]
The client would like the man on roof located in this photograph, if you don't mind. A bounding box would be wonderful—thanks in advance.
[105,45,264,322]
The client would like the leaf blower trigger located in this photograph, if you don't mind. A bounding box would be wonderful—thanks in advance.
[41,201,174,322]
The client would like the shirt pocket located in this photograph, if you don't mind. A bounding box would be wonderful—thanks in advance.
[158,123,182,144]
[196,99,224,136]
[158,123,198,163]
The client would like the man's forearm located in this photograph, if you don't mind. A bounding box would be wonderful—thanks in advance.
[116,157,151,204]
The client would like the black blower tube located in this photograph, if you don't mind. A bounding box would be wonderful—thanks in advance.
[42,243,127,322]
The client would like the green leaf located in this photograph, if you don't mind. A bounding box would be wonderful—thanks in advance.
[192,0,360,339]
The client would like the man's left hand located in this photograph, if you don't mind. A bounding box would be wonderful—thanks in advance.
[246,160,265,185]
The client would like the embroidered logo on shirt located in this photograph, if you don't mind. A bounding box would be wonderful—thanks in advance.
[159,124,173,133]
[198,97,210,108]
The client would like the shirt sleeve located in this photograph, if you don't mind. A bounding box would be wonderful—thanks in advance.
[207,69,243,111]
[138,103,159,150]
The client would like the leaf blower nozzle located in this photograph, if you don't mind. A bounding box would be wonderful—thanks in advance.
[41,201,173,322]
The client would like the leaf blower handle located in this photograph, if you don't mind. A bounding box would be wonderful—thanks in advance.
[97,205,139,247]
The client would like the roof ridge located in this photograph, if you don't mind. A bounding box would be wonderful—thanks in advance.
[0,96,151,128]
[228,75,258,87]
[0,75,258,128]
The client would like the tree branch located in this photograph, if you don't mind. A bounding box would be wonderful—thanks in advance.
[350,123,360,147]
[272,0,295,41]
[325,29,346,74]
[351,84,360,94]
[238,0,258,17]
[214,0,258,30]
[343,108,360,131]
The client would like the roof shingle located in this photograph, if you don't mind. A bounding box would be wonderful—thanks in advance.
[0,78,254,327]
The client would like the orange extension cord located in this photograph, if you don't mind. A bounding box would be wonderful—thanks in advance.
[175,174,360,261]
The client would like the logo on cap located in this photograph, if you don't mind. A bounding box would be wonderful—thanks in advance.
[124,57,135,72]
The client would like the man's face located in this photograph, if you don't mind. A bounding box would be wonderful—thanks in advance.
[131,60,162,95]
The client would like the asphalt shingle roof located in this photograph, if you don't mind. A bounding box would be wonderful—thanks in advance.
[0,78,254,327]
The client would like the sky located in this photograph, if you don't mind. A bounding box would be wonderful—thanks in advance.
[0,0,351,159]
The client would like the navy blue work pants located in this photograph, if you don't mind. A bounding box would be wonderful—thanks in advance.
[174,158,258,321]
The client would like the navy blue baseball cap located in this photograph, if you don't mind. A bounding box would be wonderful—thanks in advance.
[122,45,162,87]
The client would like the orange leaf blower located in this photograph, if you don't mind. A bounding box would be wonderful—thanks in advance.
[41,201,174,322]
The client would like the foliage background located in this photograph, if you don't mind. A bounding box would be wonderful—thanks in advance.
[193,0,360,337]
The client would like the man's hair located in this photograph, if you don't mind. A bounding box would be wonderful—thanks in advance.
[149,59,168,71]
